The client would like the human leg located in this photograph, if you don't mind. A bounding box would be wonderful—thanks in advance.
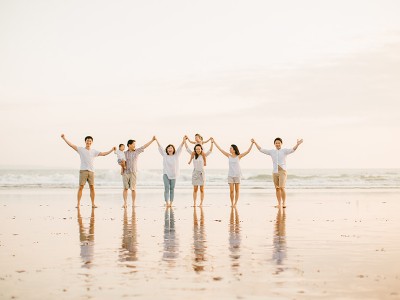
[170,179,176,202]
[199,186,204,206]
[278,169,288,208]
[281,188,286,207]
[77,185,84,207]
[234,183,240,206]
[123,189,128,208]
[89,184,96,208]
[131,190,136,206]
[163,174,170,205]
[229,183,234,206]
[275,188,282,207]
[193,186,199,206]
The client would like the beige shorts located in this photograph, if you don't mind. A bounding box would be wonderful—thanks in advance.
[273,167,287,188]
[123,173,137,190]
[79,170,94,186]
[228,176,241,184]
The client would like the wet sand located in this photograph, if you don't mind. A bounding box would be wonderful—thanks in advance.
[0,188,399,299]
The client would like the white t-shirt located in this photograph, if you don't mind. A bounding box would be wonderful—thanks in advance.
[115,150,125,161]
[77,147,100,172]
[259,148,295,173]
[158,145,183,180]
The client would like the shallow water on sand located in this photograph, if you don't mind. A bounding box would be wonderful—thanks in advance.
[0,189,399,299]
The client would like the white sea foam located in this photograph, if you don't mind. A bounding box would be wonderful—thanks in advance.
[0,169,399,189]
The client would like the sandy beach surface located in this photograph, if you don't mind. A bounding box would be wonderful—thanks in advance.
[0,188,399,299]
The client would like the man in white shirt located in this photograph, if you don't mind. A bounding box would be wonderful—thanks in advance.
[61,134,115,208]
[252,137,303,208]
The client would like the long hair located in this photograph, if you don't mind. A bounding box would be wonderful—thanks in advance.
[194,144,203,159]
[231,144,240,155]
[165,144,176,155]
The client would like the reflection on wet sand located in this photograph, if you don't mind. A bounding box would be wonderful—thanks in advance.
[119,207,138,268]
[272,208,287,274]
[229,207,241,273]
[192,206,207,273]
[163,207,179,267]
[77,207,95,269]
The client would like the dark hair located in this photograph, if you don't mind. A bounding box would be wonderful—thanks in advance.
[231,144,240,155]
[194,144,203,159]
[119,144,124,148]
[165,144,176,155]
[85,136,93,142]
[274,137,283,144]
[127,140,136,146]
[195,133,203,141]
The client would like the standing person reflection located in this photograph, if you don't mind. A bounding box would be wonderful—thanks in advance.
[163,207,179,266]
[229,207,241,275]
[120,207,138,266]
[192,206,207,272]
[272,208,287,274]
[77,207,95,268]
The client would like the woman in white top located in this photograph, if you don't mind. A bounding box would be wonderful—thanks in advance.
[185,140,214,207]
[156,136,186,207]
[212,138,254,207]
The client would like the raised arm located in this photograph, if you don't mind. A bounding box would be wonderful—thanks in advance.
[142,136,156,149]
[251,138,262,151]
[238,141,254,159]
[155,137,164,155]
[185,139,193,155]
[211,138,230,158]
[175,136,187,156]
[187,137,196,144]
[61,134,78,151]
[293,139,303,151]
[99,147,116,156]
[206,140,214,155]
[202,137,211,144]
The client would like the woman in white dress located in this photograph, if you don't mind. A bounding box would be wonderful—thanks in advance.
[212,138,254,207]
[185,140,214,207]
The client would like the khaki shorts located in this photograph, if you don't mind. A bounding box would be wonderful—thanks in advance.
[228,176,241,184]
[79,170,94,186]
[123,173,137,190]
[273,166,287,188]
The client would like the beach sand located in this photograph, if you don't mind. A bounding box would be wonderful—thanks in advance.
[0,188,399,299]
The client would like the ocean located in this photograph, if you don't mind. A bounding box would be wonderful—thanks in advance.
[0,169,398,189]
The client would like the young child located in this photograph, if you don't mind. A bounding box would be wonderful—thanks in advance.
[188,149,207,166]
[187,133,211,146]
[114,144,126,175]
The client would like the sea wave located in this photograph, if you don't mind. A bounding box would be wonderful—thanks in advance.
[0,169,398,189]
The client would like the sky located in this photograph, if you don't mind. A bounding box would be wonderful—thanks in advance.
[1,0,399,170]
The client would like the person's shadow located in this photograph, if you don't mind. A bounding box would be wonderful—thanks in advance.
[77,207,95,269]
[192,206,207,272]
[229,207,241,275]
[119,207,138,268]
[162,207,179,267]
[272,208,287,274]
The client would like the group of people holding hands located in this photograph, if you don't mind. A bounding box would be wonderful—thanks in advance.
[61,133,303,209]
